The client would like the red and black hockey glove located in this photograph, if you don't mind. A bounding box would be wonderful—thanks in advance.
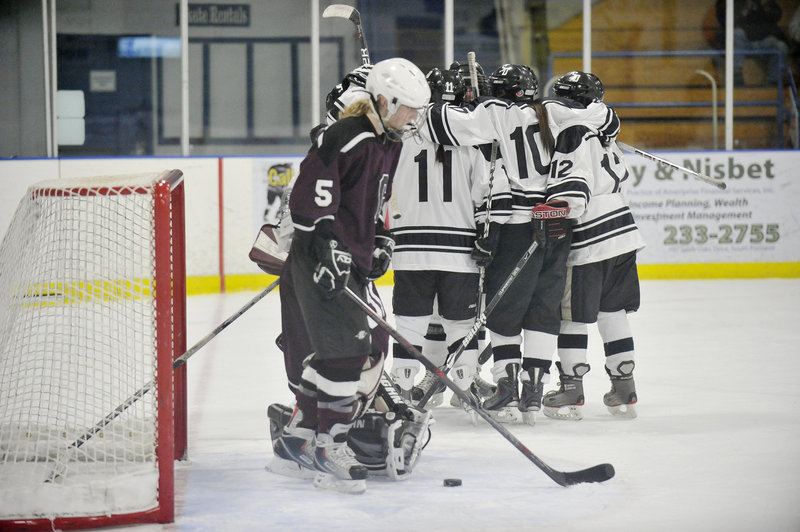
[532,200,570,248]
[471,222,501,267]
[368,223,395,280]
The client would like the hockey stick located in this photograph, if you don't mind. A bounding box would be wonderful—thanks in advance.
[323,4,370,65]
[344,285,615,487]
[616,141,726,190]
[478,341,493,365]
[45,278,280,483]
[473,139,498,354]
[418,238,538,409]
[467,51,480,98]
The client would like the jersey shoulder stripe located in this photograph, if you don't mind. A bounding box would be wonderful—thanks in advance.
[316,115,376,165]
[555,124,594,154]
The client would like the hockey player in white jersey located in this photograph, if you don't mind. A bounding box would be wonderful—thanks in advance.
[389,67,490,418]
[540,71,645,420]
[423,64,594,423]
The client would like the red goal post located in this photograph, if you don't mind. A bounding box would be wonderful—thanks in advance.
[0,170,186,530]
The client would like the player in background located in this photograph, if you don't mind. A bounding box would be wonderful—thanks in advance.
[388,67,489,418]
[440,59,496,406]
[424,64,593,423]
[272,58,430,494]
[401,59,491,409]
[448,60,491,105]
[540,71,644,420]
[402,59,496,408]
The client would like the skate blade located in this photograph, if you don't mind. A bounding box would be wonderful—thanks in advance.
[461,406,478,426]
[486,406,522,424]
[542,404,583,421]
[521,410,537,426]
[606,403,637,419]
[266,456,316,479]
[313,472,367,494]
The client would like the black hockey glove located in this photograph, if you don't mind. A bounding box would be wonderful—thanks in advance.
[532,200,570,248]
[312,229,352,299]
[368,224,395,280]
[471,222,501,267]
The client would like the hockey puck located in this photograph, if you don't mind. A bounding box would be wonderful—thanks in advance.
[443,478,462,487]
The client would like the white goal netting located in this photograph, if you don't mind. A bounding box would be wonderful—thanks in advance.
[0,171,183,524]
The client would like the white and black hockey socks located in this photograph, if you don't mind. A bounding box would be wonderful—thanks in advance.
[597,310,635,377]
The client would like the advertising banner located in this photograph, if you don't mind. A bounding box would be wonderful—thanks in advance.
[624,151,800,265]
[252,156,303,230]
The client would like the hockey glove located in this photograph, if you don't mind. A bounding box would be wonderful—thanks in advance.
[471,222,501,267]
[368,224,395,280]
[312,236,352,299]
[532,200,570,248]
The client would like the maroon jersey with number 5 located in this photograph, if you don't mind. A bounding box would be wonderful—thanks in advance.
[290,114,401,273]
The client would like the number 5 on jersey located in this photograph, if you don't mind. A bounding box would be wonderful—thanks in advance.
[315,179,333,207]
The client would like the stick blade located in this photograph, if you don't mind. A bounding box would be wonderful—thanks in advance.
[322,4,360,24]
[558,463,615,486]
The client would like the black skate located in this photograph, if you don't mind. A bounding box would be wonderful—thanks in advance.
[482,364,521,423]
[518,368,547,425]
[268,422,317,479]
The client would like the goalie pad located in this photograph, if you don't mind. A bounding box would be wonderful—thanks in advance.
[267,403,431,480]
[354,350,385,419]
[267,375,433,481]
[347,408,432,480]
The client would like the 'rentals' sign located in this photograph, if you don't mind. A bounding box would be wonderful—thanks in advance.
[176,4,250,26]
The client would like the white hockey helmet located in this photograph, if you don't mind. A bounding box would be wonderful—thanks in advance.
[366,58,431,118]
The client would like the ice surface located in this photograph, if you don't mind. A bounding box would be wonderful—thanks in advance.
[131,279,799,531]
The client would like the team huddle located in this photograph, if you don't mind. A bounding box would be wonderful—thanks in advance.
[261,55,644,494]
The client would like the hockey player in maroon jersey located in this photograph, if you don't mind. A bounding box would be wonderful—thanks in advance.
[271,57,430,494]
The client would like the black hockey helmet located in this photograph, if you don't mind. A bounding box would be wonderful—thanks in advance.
[426,67,467,105]
[449,61,490,98]
[553,70,604,106]
[489,64,538,103]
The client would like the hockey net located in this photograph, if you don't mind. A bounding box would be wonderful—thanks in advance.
[0,170,186,530]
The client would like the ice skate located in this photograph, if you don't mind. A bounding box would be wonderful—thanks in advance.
[449,383,480,425]
[411,368,445,408]
[313,433,368,494]
[482,364,521,424]
[518,368,546,426]
[268,424,317,479]
[604,374,638,419]
[473,370,497,401]
[542,362,589,421]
